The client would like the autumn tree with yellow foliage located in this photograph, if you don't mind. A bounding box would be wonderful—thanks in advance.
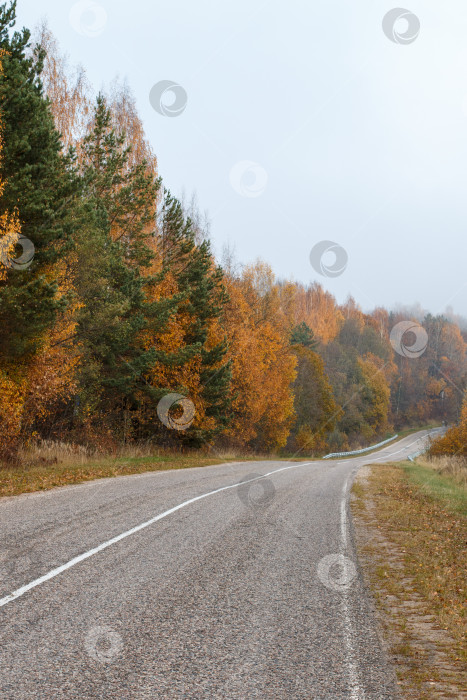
[1,7,466,465]
[0,3,79,461]
[223,262,297,451]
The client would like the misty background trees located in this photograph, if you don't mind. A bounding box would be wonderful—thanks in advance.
[0,2,465,462]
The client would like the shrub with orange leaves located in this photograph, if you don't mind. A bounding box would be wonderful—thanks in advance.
[430,399,467,457]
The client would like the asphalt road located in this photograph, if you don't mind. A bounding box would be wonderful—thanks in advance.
[0,429,441,699]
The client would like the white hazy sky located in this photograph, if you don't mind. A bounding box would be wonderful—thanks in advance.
[15,0,467,315]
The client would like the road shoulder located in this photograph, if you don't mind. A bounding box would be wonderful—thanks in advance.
[350,461,467,699]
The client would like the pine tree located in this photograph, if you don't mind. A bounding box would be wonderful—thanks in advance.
[159,191,231,444]
[290,322,319,350]
[0,1,77,360]
[74,97,177,437]
[0,2,79,460]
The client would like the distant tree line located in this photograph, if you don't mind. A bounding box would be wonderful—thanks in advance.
[0,2,465,462]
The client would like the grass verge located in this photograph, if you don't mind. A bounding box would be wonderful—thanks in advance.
[351,459,466,699]
[0,452,254,499]
[0,426,439,500]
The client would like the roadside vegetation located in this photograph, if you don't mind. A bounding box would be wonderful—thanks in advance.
[352,454,466,698]
[0,430,441,499]
[0,2,466,472]
[0,441,259,498]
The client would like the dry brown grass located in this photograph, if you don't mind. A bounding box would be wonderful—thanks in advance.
[0,440,275,499]
[18,440,93,467]
[17,439,165,467]
[0,441,246,498]
[418,454,467,487]
[15,441,275,470]
[351,461,466,698]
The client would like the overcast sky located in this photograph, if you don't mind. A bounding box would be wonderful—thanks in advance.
[15,0,467,315]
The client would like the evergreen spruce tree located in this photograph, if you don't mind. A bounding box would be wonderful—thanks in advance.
[290,322,319,350]
[0,1,77,359]
[75,97,177,435]
[160,191,231,444]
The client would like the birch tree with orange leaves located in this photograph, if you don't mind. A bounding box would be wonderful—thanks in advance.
[223,262,297,450]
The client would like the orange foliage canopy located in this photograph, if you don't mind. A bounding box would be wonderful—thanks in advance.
[223,263,297,450]
[277,281,343,343]
[430,400,467,457]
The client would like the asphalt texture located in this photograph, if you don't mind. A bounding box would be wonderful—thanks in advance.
[0,430,441,699]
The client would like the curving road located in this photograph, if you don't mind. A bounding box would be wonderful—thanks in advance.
[0,430,441,699]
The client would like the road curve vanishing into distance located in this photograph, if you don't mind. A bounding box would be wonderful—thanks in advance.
[0,430,441,699]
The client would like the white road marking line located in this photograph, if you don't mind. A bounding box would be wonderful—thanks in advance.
[340,471,364,699]
[0,431,428,611]
[0,461,315,609]
[341,595,364,700]
[340,477,348,548]
[336,430,439,698]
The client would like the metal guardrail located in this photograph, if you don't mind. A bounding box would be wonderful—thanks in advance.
[408,427,445,461]
[322,434,399,460]
[408,450,424,462]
